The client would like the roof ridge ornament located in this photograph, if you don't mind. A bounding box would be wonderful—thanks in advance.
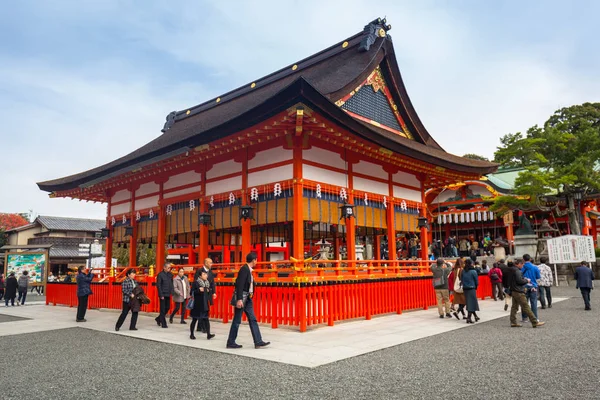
[161,111,177,132]
[358,17,392,52]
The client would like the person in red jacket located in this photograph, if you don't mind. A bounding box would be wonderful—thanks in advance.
[489,262,504,301]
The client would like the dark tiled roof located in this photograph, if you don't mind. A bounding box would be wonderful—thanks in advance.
[37,19,497,193]
[49,246,86,258]
[36,216,105,232]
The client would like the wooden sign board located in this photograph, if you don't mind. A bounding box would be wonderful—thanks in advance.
[4,251,49,293]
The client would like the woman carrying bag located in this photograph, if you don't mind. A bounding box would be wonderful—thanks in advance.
[462,259,480,323]
[189,270,215,340]
[449,258,467,320]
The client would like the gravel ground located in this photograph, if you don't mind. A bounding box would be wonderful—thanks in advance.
[0,285,597,400]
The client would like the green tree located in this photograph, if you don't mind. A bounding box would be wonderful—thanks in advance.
[0,229,7,248]
[462,153,490,162]
[493,102,600,234]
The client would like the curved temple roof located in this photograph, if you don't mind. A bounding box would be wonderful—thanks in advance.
[38,18,497,194]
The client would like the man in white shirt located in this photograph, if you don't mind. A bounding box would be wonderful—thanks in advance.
[537,257,553,309]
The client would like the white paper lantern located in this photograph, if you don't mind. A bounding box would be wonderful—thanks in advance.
[477,211,482,221]
[489,211,494,220]
[460,213,465,223]
[442,214,447,224]
[483,211,488,221]
[437,215,442,224]
[466,213,470,223]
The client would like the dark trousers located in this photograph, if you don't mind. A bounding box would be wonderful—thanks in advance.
[5,296,14,306]
[227,298,263,346]
[511,291,538,325]
[197,305,210,331]
[492,282,504,300]
[77,295,89,320]
[17,288,27,305]
[116,301,138,329]
[539,286,552,307]
[0,289,4,301]
[191,317,210,336]
[158,296,171,326]
[580,288,592,309]
[170,302,185,322]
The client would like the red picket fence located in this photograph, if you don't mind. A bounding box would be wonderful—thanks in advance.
[46,275,492,332]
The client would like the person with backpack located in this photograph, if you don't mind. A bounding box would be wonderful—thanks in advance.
[489,262,504,301]
[448,258,466,320]
[431,258,452,319]
[17,271,30,305]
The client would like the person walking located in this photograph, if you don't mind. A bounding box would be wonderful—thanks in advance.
[431,258,452,319]
[499,259,512,311]
[195,258,217,333]
[521,254,541,323]
[0,273,5,301]
[189,270,215,340]
[76,266,94,322]
[449,258,466,320]
[5,273,18,306]
[537,257,553,309]
[170,268,190,324]
[226,252,270,349]
[115,269,139,331]
[505,258,545,328]
[462,259,480,323]
[574,261,595,311]
[17,271,30,305]
[155,263,174,328]
[489,262,504,301]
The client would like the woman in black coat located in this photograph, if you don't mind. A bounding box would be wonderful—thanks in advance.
[189,270,214,340]
[5,273,18,306]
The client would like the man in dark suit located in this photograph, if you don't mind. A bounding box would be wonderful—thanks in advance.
[575,261,595,310]
[226,252,270,349]
[195,258,217,333]
[155,262,174,328]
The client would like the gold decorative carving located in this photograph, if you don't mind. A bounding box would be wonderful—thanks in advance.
[292,64,298,70]
[251,82,256,88]
[342,41,349,48]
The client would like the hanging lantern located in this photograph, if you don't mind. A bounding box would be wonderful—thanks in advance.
[466,213,470,223]
[198,212,212,226]
[417,217,429,230]
[339,203,354,219]
[477,211,482,221]
[239,205,254,221]
[124,226,134,237]
[455,214,459,223]
[483,212,488,221]
[489,211,494,220]
[460,213,465,223]
[100,228,110,238]
[470,212,475,221]
[442,214,447,224]
[437,215,442,224]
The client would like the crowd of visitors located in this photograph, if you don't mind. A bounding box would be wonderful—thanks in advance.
[431,252,595,326]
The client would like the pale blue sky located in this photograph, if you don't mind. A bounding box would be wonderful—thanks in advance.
[1,0,599,219]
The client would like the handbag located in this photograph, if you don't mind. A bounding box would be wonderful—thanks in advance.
[453,275,463,293]
[186,296,195,310]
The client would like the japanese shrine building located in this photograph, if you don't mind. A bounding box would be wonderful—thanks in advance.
[38,18,498,271]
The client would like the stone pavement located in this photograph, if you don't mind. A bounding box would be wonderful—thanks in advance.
[0,295,568,368]
[0,285,597,399]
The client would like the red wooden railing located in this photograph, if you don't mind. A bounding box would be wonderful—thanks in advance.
[46,262,492,332]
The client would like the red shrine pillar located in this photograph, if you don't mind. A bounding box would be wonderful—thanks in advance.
[420,203,429,260]
[386,171,396,261]
[292,137,304,259]
[198,200,209,264]
[346,160,356,261]
[105,193,113,271]
[198,162,209,264]
[155,183,166,273]
[129,187,137,267]
[241,153,252,258]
